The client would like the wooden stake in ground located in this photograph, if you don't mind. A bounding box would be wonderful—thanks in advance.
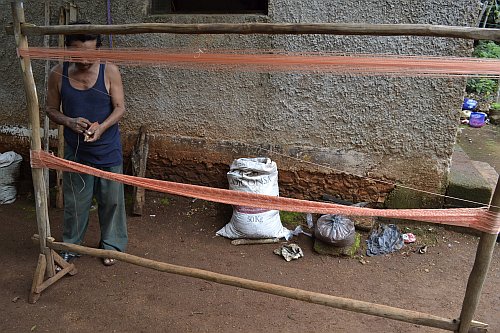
[131,125,149,215]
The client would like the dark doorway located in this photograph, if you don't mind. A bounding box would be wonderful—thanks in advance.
[152,0,269,14]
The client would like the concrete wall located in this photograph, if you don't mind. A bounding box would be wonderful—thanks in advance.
[0,0,480,207]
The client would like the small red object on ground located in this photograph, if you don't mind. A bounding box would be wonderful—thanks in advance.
[402,233,416,243]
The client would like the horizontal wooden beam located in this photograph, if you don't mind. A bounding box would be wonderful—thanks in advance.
[44,236,488,332]
[5,23,500,41]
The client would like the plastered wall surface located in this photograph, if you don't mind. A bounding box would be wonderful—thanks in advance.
[0,0,479,206]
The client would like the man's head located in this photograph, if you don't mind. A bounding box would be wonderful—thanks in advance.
[65,20,102,48]
[65,20,102,70]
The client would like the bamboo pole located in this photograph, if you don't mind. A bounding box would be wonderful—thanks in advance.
[4,22,500,42]
[458,178,500,333]
[11,1,55,277]
[44,238,488,332]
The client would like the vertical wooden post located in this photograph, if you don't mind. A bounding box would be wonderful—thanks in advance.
[132,126,149,216]
[68,1,77,22]
[55,5,66,209]
[11,0,55,277]
[457,178,499,333]
[55,1,78,210]
[42,0,50,208]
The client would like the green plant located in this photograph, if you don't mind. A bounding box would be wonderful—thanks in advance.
[160,196,170,206]
[472,41,500,59]
[466,78,498,96]
[491,102,500,110]
[280,211,305,227]
[467,41,500,97]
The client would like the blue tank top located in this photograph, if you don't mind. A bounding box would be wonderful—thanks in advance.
[61,62,122,167]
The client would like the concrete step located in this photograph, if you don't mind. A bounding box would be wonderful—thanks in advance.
[445,145,498,208]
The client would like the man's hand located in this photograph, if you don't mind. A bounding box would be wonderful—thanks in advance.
[68,117,92,134]
[84,122,103,142]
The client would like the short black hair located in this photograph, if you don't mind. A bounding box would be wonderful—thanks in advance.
[65,20,102,48]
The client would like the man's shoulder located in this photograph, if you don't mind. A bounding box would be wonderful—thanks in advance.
[50,63,64,74]
[104,63,122,84]
[48,64,63,88]
[105,62,120,75]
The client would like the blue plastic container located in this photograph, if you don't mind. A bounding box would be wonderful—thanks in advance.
[469,112,486,128]
[462,98,478,111]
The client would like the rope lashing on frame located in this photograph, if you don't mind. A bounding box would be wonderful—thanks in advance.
[18,47,500,77]
[30,150,500,234]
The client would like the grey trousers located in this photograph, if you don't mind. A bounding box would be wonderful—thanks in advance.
[63,144,127,252]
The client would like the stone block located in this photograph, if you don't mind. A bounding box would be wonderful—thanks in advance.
[445,146,494,208]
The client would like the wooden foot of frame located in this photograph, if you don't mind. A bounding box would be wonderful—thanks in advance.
[29,250,77,304]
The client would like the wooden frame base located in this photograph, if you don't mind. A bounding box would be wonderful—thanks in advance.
[29,250,77,304]
[34,234,487,332]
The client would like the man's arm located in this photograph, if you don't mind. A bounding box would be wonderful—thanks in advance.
[46,64,92,134]
[85,63,125,142]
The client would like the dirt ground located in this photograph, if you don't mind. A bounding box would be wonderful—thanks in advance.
[1,125,499,333]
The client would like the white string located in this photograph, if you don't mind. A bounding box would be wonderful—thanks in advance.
[249,143,499,209]
[74,134,86,194]
[53,64,112,98]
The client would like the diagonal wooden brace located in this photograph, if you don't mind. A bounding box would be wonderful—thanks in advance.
[29,237,78,304]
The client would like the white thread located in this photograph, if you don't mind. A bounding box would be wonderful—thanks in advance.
[74,134,86,194]
[54,65,111,98]
[194,48,205,59]
[250,143,497,208]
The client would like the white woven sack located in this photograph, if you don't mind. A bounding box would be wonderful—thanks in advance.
[217,157,290,239]
[0,151,22,204]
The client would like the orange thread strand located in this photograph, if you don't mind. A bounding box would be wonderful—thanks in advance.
[19,47,500,77]
[31,150,499,234]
